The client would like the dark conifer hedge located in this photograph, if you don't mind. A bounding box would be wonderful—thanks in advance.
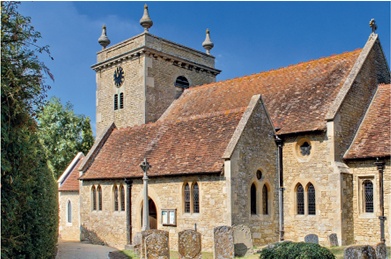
[259,241,335,259]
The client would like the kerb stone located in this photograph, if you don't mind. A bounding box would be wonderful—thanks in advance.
[178,230,202,259]
[213,226,234,259]
[233,224,253,257]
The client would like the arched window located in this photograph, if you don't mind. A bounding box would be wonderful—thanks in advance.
[262,184,268,215]
[184,183,190,213]
[193,183,199,213]
[67,200,72,223]
[297,184,304,215]
[120,185,125,211]
[97,185,103,211]
[251,183,257,215]
[175,76,189,99]
[119,92,124,109]
[114,94,118,110]
[113,185,119,211]
[307,183,316,215]
[92,185,97,211]
[363,180,373,213]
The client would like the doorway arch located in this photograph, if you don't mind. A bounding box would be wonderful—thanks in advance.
[141,197,157,229]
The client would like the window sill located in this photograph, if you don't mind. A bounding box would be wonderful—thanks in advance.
[359,213,376,219]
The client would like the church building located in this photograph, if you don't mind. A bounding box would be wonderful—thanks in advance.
[58,5,390,252]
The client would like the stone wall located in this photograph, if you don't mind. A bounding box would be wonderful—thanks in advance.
[228,96,279,246]
[347,159,391,246]
[333,42,381,162]
[283,132,343,246]
[80,180,127,248]
[94,33,218,137]
[59,191,80,241]
[131,174,229,252]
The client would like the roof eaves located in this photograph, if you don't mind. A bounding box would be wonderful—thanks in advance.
[57,152,84,185]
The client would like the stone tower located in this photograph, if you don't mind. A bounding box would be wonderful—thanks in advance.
[92,5,221,137]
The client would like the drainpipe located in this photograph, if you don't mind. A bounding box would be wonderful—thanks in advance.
[275,135,284,241]
[374,158,386,243]
[125,178,133,244]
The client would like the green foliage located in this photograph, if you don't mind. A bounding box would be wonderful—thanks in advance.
[1,2,58,258]
[259,241,336,259]
[37,96,94,179]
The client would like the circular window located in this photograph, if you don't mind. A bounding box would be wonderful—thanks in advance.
[256,170,262,180]
[295,138,313,161]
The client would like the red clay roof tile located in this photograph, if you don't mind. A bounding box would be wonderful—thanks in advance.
[162,49,362,134]
[81,109,245,180]
[344,84,391,159]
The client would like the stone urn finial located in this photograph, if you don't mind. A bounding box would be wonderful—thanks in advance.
[98,25,110,49]
[140,4,153,32]
[202,29,214,55]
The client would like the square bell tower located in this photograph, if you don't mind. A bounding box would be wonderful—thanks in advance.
[91,4,221,137]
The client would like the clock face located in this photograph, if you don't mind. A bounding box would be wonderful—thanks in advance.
[113,67,124,87]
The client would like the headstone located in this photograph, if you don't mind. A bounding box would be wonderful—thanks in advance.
[304,234,319,244]
[344,245,376,259]
[144,230,170,259]
[213,226,234,259]
[375,242,387,259]
[232,225,253,257]
[328,233,338,247]
[178,230,202,259]
[138,230,156,259]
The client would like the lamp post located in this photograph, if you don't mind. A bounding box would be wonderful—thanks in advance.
[140,158,151,231]
[375,157,386,243]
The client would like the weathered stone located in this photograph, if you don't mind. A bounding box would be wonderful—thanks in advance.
[144,230,170,259]
[233,225,253,257]
[139,230,155,259]
[328,233,338,247]
[304,234,319,244]
[178,230,202,259]
[375,242,387,259]
[214,226,234,259]
[344,245,376,259]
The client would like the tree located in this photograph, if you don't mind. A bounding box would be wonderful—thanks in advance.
[37,97,94,179]
[1,2,58,257]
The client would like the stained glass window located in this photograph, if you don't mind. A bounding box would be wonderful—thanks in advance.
[193,183,199,213]
[120,185,125,211]
[251,184,257,215]
[184,183,190,213]
[363,180,373,213]
[307,183,316,215]
[67,200,72,223]
[114,185,119,211]
[97,185,103,211]
[92,185,97,211]
[297,184,304,215]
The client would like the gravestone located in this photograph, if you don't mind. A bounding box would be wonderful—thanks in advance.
[328,233,338,247]
[213,226,234,259]
[144,230,170,259]
[178,230,202,259]
[375,242,387,259]
[344,245,376,259]
[232,225,253,257]
[304,234,319,244]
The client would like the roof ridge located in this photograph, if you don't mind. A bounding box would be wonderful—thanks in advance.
[184,48,362,93]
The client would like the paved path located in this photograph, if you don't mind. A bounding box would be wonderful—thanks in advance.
[56,241,119,259]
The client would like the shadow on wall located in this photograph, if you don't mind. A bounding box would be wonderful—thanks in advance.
[80,225,107,246]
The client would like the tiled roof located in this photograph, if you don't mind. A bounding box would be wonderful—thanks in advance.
[58,155,84,192]
[344,84,391,160]
[161,49,362,135]
[80,109,245,180]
